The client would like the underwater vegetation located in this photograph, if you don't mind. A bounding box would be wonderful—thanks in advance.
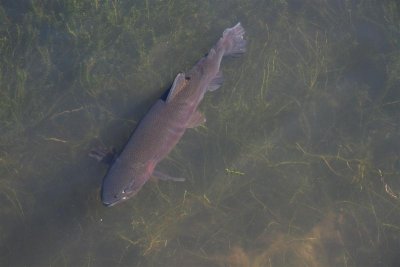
[0,0,399,266]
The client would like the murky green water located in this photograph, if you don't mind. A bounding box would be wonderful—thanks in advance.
[1,1,400,266]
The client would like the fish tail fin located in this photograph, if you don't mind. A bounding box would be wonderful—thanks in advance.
[218,22,246,57]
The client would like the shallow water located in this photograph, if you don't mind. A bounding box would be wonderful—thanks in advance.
[1,1,400,266]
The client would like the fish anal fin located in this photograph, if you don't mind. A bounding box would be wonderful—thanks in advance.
[187,111,206,128]
[207,70,224,91]
[166,73,188,103]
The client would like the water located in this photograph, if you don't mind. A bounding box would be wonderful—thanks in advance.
[1,1,399,266]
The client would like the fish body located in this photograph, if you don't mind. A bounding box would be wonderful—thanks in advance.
[101,23,246,206]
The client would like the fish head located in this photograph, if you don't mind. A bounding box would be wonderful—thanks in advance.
[101,160,155,207]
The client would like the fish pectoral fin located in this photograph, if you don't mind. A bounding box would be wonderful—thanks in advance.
[207,70,224,91]
[166,72,188,103]
[152,170,185,182]
[89,146,117,165]
[187,111,206,128]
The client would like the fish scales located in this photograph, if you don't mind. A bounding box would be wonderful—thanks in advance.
[101,23,246,206]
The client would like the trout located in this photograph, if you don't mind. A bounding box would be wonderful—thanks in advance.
[100,23,246,206]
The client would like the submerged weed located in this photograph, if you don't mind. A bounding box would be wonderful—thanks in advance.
[0,0,399,266]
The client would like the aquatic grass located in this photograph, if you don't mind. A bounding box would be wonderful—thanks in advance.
[0,0,400,266]
[131,1,400,266]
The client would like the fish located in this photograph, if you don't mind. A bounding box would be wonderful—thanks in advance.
[99,22,246,207]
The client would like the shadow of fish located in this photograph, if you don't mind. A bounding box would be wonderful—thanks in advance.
[99,23,246,207]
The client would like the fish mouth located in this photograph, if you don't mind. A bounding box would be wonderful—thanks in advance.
[100,181,126,207]
[102,198,126,207]
[102,195,127,207]
[102,200,118,207]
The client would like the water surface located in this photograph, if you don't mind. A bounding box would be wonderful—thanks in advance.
[1,1,399,266]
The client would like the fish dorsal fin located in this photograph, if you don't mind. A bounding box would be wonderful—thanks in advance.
[166,73,188,103]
